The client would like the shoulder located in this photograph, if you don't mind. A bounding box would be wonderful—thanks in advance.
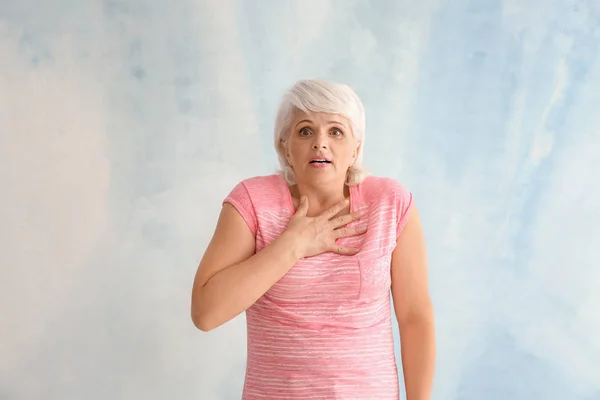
[223,175,282,234]
[359,175,414,236]
[358,175,411,201]
[225,174,288,214]
[231,174,284,200]
[233,174,281,190]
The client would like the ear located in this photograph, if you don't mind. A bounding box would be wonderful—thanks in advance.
[353,141,362,159]
[281,140,293,165]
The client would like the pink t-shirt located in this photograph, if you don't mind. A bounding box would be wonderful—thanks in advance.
[223,174,413,399]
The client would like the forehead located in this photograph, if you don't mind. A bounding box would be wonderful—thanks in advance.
[291,110,350,127]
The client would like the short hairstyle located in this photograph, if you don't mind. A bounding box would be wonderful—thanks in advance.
[273,79,368,186]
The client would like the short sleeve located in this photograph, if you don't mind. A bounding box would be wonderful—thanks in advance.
[394,181,414,239]
[223,181,258,235]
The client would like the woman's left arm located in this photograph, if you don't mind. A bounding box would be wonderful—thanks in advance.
[391,205,436,400]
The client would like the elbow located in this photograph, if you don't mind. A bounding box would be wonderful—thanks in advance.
[190,287,232,332]
[193,319,215,333]
[191,309,218,332]
[191,299,229,332]
[191,287,217,332]
[191,294,219,332]
[396,301,435,328]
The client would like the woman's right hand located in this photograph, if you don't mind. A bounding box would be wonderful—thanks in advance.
[284,196,366,258]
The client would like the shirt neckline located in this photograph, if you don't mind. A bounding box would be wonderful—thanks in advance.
[275,174,357,217]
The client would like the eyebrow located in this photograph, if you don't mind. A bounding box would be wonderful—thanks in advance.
[294,119,346,128]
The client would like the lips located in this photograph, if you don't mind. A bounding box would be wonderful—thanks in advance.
[309,159,332,164]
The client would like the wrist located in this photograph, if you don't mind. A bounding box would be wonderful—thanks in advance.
[278,231,304,262]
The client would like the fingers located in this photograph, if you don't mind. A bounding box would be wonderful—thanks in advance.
[333,225,367,239]
[327,244,360,255]
[329,211,363,229]
[319,199,350,221]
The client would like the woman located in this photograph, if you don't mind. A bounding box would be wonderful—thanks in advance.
[191,79,435,399]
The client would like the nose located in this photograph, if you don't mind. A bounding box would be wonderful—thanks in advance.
[312,133,328,150]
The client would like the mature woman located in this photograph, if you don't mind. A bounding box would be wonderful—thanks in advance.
[191,79,435,399]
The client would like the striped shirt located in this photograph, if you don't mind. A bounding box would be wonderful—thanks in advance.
[223,174,413,399]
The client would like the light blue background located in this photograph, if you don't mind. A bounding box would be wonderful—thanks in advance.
[1,1,599,399]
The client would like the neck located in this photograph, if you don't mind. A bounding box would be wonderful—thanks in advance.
[290,178,349,216]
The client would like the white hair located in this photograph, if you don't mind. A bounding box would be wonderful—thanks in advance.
[273,79,368,186]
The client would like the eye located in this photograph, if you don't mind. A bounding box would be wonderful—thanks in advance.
[330,128,343,136]
[299,127,312,136]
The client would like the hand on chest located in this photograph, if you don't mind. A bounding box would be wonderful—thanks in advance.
[266,213,396,304]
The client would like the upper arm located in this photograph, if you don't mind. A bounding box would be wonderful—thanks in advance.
[192,181,258,292]
[391,205,433,324]
[192,203,256,291]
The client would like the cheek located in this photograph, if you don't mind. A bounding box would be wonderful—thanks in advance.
[287,142,308,160]
[337,144,357,162]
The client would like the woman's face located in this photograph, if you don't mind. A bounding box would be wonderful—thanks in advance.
[283,110,360,187]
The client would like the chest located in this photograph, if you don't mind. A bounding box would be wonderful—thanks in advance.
[255,205,398,304]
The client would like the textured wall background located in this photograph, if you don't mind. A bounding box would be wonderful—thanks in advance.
[1,1,599,399]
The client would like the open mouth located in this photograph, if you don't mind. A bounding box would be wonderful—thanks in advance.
[309,159,332,164]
